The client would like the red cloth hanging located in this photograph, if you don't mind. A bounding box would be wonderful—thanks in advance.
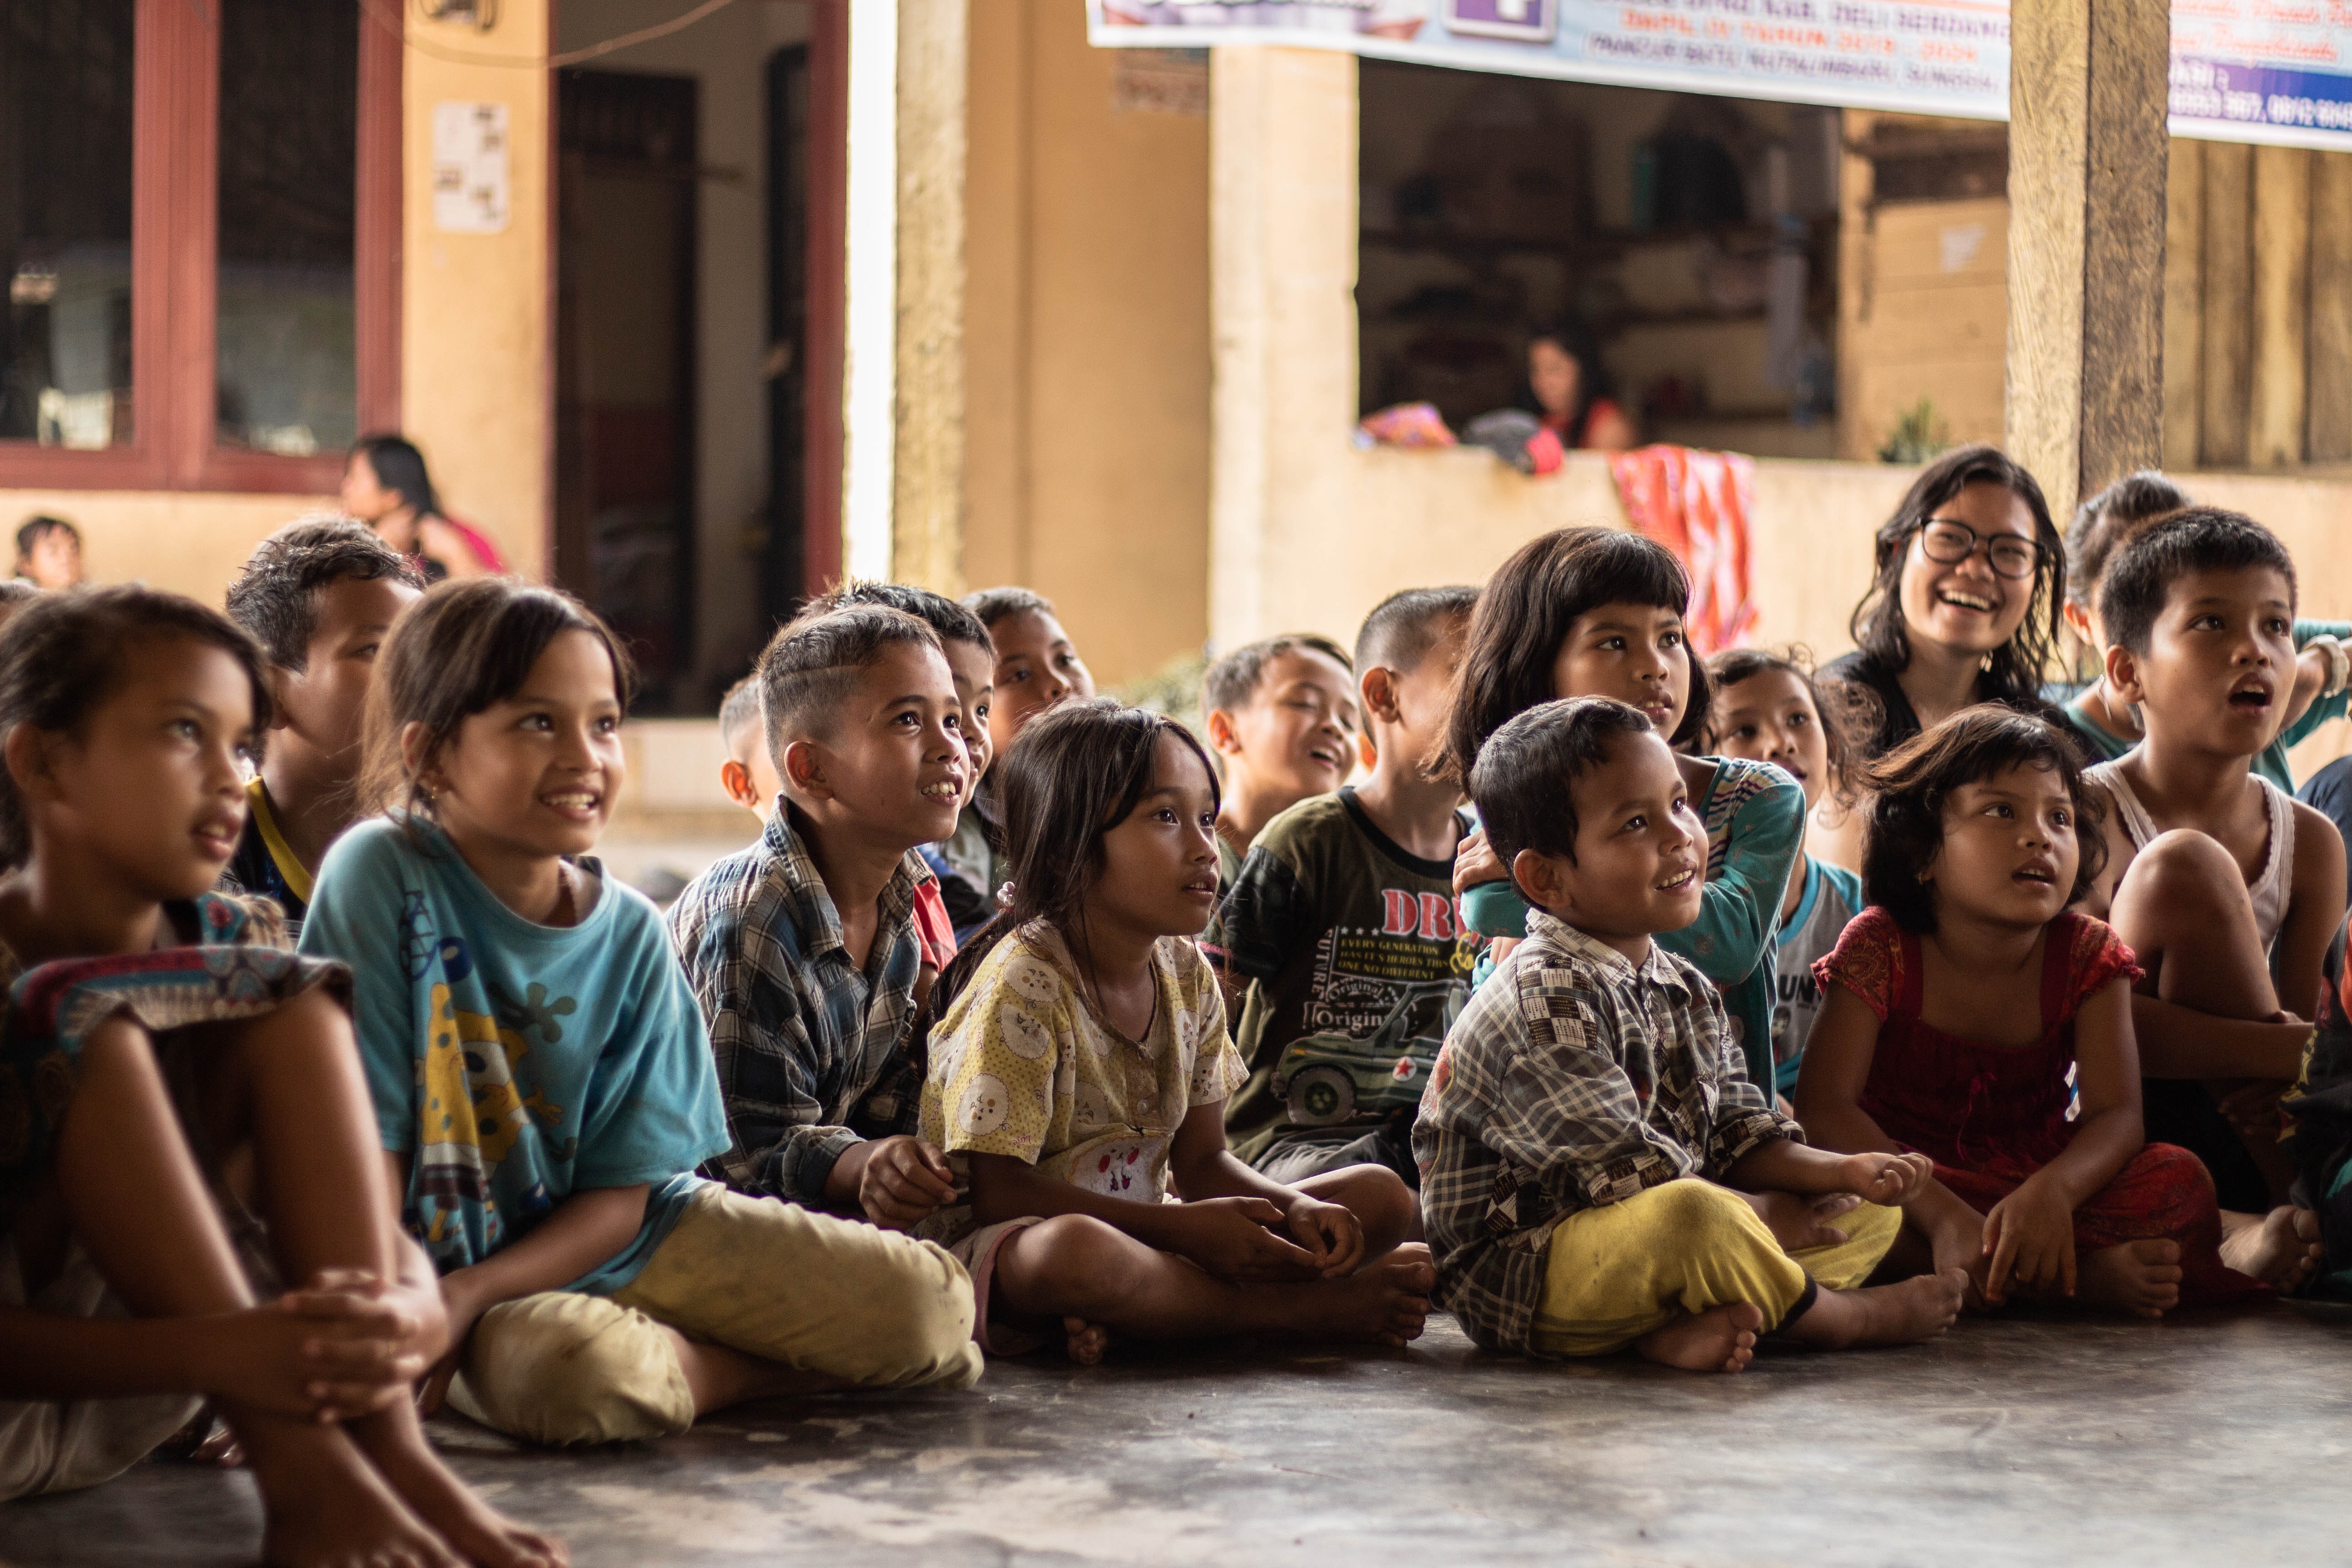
[1607,444,1756,655]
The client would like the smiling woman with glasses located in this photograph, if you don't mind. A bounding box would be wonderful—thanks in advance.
[1818,445,2069,769]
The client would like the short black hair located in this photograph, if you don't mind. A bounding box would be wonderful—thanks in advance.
[2097,506,2298,658]
[2064,470,2190,606]
[718,673,763,755]
[1861,706,2107,933]
[800,580,991,655]
[0,586,272,867]
[1469,696,1656,871]
[1201,633,1353,715]
[759,605,942,746]
[963,585,1056,630]
[225,514,426,670]
[13,515,76,564]
[1355,586,1478,676]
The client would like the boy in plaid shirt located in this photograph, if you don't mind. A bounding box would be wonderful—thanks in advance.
[1413,697,1965,1372]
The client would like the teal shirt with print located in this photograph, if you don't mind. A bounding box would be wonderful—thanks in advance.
[302,817,730,1296]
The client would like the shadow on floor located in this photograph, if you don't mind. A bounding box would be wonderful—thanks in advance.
[4,1304,2348,1567]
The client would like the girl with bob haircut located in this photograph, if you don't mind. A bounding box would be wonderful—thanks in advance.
[1446,526,1805,1090]
[920,699,1434,1363]
[1794,706,2261,1320]
[0,585,560,1567]
[303,578,981,1449]
[1821,445,2067,763]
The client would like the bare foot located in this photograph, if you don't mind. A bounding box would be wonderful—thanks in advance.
[240,1421,463,1568]
[1635,1303,1762,1372]
[1319,1249,1435,1346]
[1782,1268,1965,1349]
[2219,1206,2325,1291]
[1063,1316,1111,1366]
[350,1411,568,1568]
[2075,1239,2184,1319]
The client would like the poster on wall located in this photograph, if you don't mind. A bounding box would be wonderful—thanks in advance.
[1087,0,2352,152]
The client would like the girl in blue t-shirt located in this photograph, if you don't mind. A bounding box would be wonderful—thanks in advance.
[1705,647,1871,1101]
[0,586,557,1566]
[1442,528,1807,1093]
[303,579,980,1448]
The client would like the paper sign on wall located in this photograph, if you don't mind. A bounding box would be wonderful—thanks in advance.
[433,101,510,234]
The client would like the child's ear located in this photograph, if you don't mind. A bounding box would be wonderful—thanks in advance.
[780,738,831,799]
[1357,730,1378,771]
[718,759,758,811]
[2104,642,2146,705]
[397,720,441,794]
[1510,847,1571,912]
[1358,666,1402,726]
[265,665,297,732]
[1204,707,1242,757]
[2060,598,2097,653]
[3,723,61,808]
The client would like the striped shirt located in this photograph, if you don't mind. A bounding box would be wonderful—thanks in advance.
[666,805,931,1205]
[1412,909,1798,1353]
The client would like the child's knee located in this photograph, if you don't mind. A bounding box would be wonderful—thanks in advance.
[1310,1162,1414,1234]
[1005,1214,1147,1308]
[848,1237,983,1388]
[454,1291,693,1446]
[1643,1178,1764,1244]
[2122,830,2245,917]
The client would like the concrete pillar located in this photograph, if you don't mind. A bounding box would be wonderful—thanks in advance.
[402,0,553,573]
[2002,0,2169,522]
[1208,47,1356,652]
[892,0,968,593]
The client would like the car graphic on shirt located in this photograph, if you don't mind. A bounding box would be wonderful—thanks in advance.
[1275,979,1464,1127]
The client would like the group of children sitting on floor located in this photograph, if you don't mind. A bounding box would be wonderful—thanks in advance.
[1,439,2347,1566]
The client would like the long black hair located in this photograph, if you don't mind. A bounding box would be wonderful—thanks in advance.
[932,699,1219,1016]
[351,434,442,521]
[1441,526,1710,783]
[1847,445,2065,708]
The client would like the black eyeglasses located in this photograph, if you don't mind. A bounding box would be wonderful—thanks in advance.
[1915,518,2042,581]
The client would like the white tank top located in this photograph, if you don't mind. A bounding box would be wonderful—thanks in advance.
[2086,760,2296,951]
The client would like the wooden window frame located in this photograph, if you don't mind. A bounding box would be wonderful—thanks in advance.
[0,0,401,493]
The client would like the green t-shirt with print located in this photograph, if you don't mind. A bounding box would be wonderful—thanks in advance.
[1214,789,1473,1169]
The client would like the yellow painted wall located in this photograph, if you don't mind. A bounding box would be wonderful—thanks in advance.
[965,0,1211,687]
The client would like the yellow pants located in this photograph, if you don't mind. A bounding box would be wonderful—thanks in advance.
[1530,1178,1901,1358]
[449,1183,983,1446]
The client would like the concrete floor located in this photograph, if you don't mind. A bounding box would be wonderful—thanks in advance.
[3,1303,2347,1568]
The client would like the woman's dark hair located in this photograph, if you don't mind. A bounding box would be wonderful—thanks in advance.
[1860,705,2106,934]
[933,699,1220,1014]
[1441,526,1710,783]
[1519,320,1613,441]
[1703,644,1876,809]
[350,434,441,521]
[1847,445,2066,706]
[0,586,271,868]
[358,578,634,826]
[13,515,78,568]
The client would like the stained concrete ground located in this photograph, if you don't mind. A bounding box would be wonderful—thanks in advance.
[3,1302,2347,1568]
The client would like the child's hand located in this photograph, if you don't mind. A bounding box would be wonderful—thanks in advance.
[857,1136,957,1230]
[194,1278,431,1422]
[1928,1212,1994,1312]
[1169,1197,1323,1281]
[1743,1189,1861,1252]
[1282,1196,1365,1277]
[2215,1079,2291,1142]
[1981,1178,2078,1303]
[1833,1151,1937,1207]
[1451,828,1507,898]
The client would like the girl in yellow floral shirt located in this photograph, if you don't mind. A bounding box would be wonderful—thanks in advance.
[921,700,1436,1361]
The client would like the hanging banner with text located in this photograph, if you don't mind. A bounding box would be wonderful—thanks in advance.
[1087,1,2352,152]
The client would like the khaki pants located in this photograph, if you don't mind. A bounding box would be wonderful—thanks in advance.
[450,1184,983,1446]
[1530,1178,1901,1358]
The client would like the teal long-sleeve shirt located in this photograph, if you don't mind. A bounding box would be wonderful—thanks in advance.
[1459,756,1805,1094]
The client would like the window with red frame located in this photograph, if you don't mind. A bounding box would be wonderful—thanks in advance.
[0,0,398,493]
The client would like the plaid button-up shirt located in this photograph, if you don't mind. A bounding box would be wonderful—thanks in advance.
[1412,909,1797,1353]
[666,806,931,1205]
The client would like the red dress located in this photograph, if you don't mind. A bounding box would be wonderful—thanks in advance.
[1813,908,2253,1302]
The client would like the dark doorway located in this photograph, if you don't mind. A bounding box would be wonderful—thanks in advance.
[555,69,697,710]
[763,44,809,627]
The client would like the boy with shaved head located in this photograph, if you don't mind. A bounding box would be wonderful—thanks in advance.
[669,607,973,1235]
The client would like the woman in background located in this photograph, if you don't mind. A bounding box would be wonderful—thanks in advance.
[1522,324,1637,453]
[341,435,506,583]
